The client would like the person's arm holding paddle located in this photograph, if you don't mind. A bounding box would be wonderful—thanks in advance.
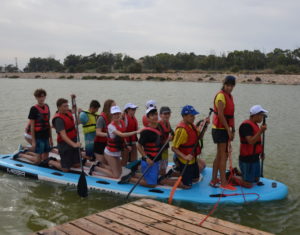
[244,124,267,145]
[137,142,154,166]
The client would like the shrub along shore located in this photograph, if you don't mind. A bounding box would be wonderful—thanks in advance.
[1,72,300,85]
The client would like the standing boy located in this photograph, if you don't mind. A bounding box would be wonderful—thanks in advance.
[21,89,52,164]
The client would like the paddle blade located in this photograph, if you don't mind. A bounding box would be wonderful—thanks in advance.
[77,171,88,197]
[168,176,182,204]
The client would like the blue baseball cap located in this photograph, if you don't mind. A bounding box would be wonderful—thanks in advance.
[181,105,199,116]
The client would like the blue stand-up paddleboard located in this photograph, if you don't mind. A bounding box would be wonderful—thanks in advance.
[0,153,288,204]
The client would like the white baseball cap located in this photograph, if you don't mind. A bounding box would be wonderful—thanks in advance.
[145,100,156,109]
[124,103,138,111]
[110,106,122,114]
[146,106,157,116]
[250,105,268,116]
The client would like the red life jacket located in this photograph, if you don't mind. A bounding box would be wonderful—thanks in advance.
[212,90,235,128]
[142,127,162,159]
[106,120,126,152]
[25,121,31,134]
[176,121,201,162]
[239,120,262,157]
[33,104,50,132]
[52,111,77,143]
[94,112,109,143]
[142,115,149,127]
[124,114,138,144]
[158,120,172,146]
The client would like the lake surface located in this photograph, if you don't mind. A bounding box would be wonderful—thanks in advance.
[0,78,299,234]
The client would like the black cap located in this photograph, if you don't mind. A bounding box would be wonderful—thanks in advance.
[223,75,236,86]
[160,106,171,114]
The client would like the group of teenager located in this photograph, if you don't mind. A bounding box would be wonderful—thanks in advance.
[17,74,268,191]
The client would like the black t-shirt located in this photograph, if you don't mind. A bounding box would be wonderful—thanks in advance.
[28,105,50,139]
[239,123,259,162]
[139,129,162,161]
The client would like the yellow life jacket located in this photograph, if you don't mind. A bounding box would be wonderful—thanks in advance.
[82,111,98,134]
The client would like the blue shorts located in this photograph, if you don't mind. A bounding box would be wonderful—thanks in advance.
[35,138,51,154]
[239,160,260,183]
[141,160,160,185]
[84,132,96,157]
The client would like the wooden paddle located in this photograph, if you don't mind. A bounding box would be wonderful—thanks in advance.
[71,96,88,197]
[168,108,213,204]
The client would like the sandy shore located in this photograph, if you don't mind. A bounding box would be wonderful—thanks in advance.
[1,72,300,85]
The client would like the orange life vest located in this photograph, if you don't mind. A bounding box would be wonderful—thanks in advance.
[52,111,77,143]
[141,127,162,160]
[33,104,50,132]
[239,120,262,157]
[106,120,126,152]
[213,90,235,128]
[176,122,201,158]
[124,113,138,144]
[94,112,109,143]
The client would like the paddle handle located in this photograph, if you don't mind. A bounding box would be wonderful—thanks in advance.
[71,96,83,170]
[260,116,266,177]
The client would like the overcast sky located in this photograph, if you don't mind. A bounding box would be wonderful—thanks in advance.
[1,0,299,69]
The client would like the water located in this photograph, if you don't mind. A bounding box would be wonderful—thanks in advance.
[0,78,299,234]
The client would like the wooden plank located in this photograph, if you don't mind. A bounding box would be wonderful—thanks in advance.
[97,210,171,235]
[121,203,224,235]
[134,199,272,235]
[69,218,117,235]
[110,206,202,235]
[55,223,92,235]
[86,214,144,235]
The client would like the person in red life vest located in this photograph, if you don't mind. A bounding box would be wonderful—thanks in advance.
[120,107,164,186]
[121,103,139,166]
[231,105,268,188]
[19,89,52,164]
[90,106,140,178]
[48,97,81,172]
[211,75,237,191]
[171,105,209,189]
[142,100,156,127]
[158,106,174,175]
[94,99,116,165]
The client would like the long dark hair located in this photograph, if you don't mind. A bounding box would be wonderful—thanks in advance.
[102,99,115,122]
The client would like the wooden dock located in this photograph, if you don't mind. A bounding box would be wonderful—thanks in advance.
[33,198,272,235]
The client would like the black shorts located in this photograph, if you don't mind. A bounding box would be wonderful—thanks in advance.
[212,128,228,144]
[178,160,200,187]
[94,142,106,155]
[59,147,80,169]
